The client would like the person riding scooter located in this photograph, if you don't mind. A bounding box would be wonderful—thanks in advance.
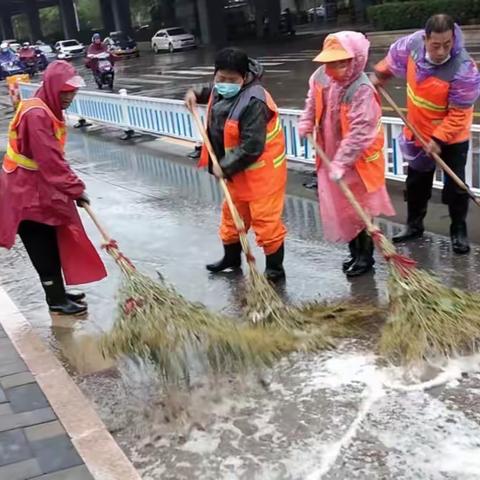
[19,42,38,76]
[0,42,17,64]
[86,34,115,90]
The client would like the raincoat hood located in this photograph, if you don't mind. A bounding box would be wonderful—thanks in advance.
[35,60,80,119]
[325,31,370,86]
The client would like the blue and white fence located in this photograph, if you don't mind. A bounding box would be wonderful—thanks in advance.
[19,82,480,195]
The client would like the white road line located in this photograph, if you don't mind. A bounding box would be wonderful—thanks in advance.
[190,66,215,70]
[117,78,171,85]
[264,69,291,73]
[164,70,212,75]
[259,62,285,66]
[142,74,202,80]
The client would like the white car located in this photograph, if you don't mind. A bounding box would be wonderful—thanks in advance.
[55,39,85,59]
[151,28,197,54]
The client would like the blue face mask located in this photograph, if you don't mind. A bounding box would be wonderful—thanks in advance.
[214,82,242,98]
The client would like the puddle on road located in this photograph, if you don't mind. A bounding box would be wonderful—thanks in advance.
[1,131,480,479]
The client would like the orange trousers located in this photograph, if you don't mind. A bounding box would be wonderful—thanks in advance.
[220,188,287,255]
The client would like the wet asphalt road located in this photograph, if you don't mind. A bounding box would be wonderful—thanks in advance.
[1,124,480,478]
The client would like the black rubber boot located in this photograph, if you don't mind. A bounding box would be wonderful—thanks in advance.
[265,244,285,282]
[66,290,86,303]
[206,242,242,273]
[450,222,470,254]
[393,167,433,244]
[42,277,87,315]
[342,237,358,272]
[449,200,470,254]
[345,231,374,277]
[392,204,427,243]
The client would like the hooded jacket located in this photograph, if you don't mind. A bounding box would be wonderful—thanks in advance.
[195,59,274,177]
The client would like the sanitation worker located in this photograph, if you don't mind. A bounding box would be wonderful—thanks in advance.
[0,61,107,315]
[298,31,395,277]
[373,14,480,254]
[185,47,287,282]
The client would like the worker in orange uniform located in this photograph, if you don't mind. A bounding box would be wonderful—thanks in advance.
[373,14,480,254]
[299,31,395,277]
[185,48,287,281]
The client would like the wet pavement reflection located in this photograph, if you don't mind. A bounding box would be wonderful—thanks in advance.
[1,131,480,479]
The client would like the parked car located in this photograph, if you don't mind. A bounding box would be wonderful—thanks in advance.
[36,44,58,63]
[151,28,197,54]
[104,31,139,57]
[308,6,326,21]
[54,39,85,59]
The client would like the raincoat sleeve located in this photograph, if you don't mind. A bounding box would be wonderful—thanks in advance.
[330,86,382,176]
[220,98,272,178]
[19,110,85,199]
[432,60,480,144]
[298,74,316,138]
[375,33,416,80]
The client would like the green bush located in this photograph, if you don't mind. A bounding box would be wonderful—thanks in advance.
[367,0,480,30]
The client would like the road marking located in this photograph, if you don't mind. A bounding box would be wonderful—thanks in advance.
[190,66,215,70]
[164,70,212,75]
[260,62,284,66]
[117,78,171,85]
[142,74,203,80]
[264,69,291,73]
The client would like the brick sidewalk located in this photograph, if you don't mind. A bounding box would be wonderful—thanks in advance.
[0,325,94,480]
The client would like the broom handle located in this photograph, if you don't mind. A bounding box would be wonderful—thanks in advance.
[307,135,378,234]
[190,107,253,254]
[378,86,480,207]
[81,203,112,244]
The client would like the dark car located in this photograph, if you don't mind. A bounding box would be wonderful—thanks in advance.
[104,31,139,57]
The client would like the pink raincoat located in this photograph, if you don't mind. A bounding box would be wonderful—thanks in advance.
[299,31,395,243]
[0,61,107,285]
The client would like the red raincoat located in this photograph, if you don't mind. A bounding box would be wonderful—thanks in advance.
[0,61,107,285]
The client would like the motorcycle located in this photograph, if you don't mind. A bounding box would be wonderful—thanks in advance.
[88,52,114,90]
[18,47,38,76]
[0,59,26,80]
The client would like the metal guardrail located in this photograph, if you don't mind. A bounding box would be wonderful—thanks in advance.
[18,82,480,195]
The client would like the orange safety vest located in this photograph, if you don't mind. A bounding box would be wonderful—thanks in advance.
[198,84,287,202]
[313,68,385,193]
[2,98,66,174]
[405,37,472,144]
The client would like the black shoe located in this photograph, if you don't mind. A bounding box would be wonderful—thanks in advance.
[345,231,374,277]
[206,242,242,273]
[188,146,202,159]
[42,277,88,316]
[342,238,357,272]
[66,290,86,303]
[49,299,88,316]
[451,222,470,255]
[265,244,285,282]
[392,225,424,243]
[303,180,318,190]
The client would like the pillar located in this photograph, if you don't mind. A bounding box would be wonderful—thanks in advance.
[59,0,78,39]
[1,14,14,39]
[196,0,226,46]
[24,0,43,41]
[353,0,373,23]
[266,0,281,36]
[111,0,132,34]
[99,0,115,34]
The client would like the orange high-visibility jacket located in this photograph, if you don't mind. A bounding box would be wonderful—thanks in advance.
[199,84,287,202]
[3,98,66,174]
[404,36,473,144]
[313,69,385,193]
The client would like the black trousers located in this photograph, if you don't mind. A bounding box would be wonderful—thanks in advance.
[405,141,470,226]
[17,221,63,283]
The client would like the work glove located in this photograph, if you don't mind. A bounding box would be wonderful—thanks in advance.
[329,162,346,183]
[76,192,90,207]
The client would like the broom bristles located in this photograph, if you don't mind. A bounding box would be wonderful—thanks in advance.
[370,232,480,364]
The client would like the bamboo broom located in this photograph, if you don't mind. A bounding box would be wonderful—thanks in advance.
[379,86,480,207]
[308,136,480,364]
